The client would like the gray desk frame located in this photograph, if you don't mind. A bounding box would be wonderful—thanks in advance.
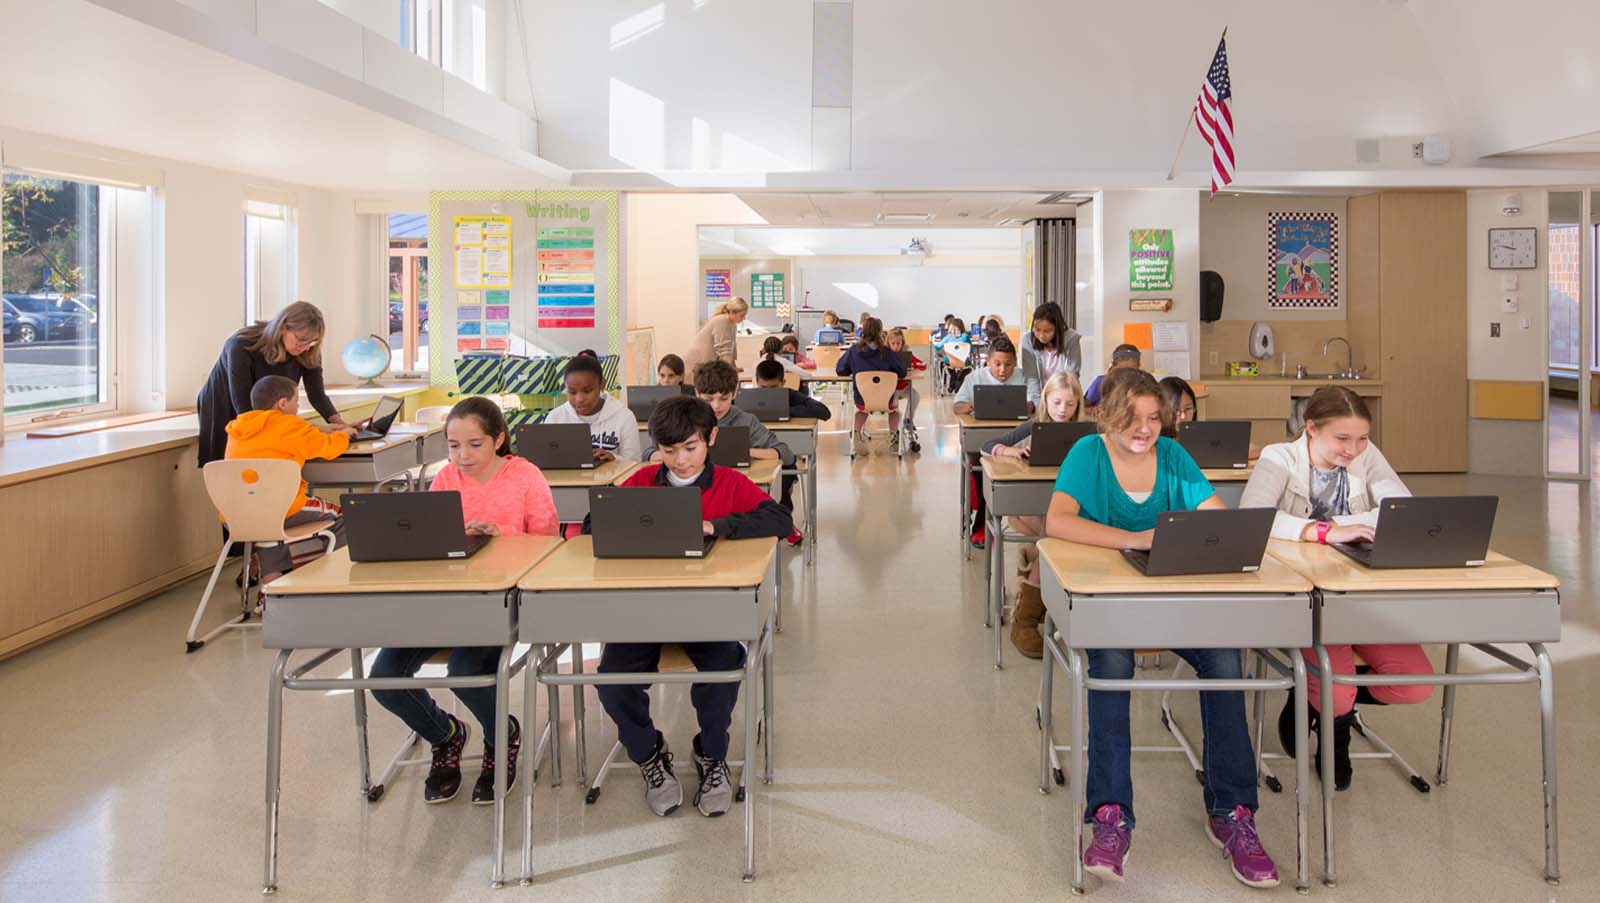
[260,585,532,892]
[1311,586,1561,887]
[517,555,777,884]
[959,422,1016,560]
[1036,563,1314,894]
[980,465,1054,669]
[771,421,819,569]
[303,433,423,492]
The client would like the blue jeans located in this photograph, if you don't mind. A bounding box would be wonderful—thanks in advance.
[370,646,504,747]
[596,641,746,763]
[1083,648,1258,826]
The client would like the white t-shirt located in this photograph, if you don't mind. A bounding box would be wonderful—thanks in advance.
[544,395,642,461]
[666,467,703,487]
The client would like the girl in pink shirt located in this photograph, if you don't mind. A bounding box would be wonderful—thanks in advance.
[369,397,558,807]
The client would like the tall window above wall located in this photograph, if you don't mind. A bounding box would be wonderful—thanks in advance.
[244,199,295,325]
[388,213,429,374]
[443,0,490,91]
[3,171,120,423]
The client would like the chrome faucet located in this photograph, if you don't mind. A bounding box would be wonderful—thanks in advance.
[1322,336,1356,378]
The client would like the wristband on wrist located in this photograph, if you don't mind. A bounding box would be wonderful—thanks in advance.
[1315,521,1332,544]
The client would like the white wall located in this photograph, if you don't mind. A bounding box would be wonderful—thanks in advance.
[1199,194,1347,322]
[1092,190,1202,380]
[795,260,1020,330]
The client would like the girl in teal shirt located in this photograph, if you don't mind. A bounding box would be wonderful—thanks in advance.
[1043,368,1282,890]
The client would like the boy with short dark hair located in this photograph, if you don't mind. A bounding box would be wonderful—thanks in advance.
[591,396,793,818]
[951,335,1037,548]
[753,359,831,421]
[1084,343,1143,407]
[224,375,356,577]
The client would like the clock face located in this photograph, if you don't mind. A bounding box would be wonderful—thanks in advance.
[1489,228,1537,270]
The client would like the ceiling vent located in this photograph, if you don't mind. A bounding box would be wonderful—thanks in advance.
[878,212,935,224]
[1037,192,1077,205]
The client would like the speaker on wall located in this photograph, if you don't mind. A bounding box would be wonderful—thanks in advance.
[1200,270,1225,322]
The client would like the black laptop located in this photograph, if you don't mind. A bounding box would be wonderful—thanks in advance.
[352,395,404,441]
[627,384,695,422]
[514,423,595,469]
[1331,496,1497,569]
[1179,421,1253,469]
[1120,508,1276,576]
[738,387,791,422]
[1028,421,1098,468]
[710,426,752,467]
[589,486,716,558]
[895,349,915,368]
[973,384,1028,421]
[342,492,491,562]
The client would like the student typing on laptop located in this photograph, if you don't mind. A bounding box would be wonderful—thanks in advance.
[368,397,558,807]
[953,334,1038,549]
[545,352,641,462]
[1239,385,1432,792]
[585,396,793,819]
[1042,369,1283,890]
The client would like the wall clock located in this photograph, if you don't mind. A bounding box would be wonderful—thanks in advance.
[1488,227,1537,270]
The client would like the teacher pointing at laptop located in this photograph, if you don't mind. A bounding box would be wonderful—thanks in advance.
[197,301,354,466]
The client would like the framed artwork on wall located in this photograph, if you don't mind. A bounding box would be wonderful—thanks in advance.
[1266,212,1339,310]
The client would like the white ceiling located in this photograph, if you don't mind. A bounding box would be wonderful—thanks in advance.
[0,0,557,192]
[735,192,1081,227]
[698,226,1021,258]
[1499,130,1600,156]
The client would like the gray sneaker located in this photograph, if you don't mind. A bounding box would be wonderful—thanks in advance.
[692,734,735,817]
[638,736,682,817]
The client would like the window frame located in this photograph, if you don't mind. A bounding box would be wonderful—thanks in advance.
[243,200,297,326]
[384,212,429,377]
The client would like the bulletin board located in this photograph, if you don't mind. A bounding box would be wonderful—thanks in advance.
[428,190,623,389]
[749,272,785,309]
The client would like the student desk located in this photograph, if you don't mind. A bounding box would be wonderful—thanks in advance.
[387,421,447,487]
[1264,541,1561,888]
[543,458,640,524]
[1035,538,1314,894]
[516,535,778,883]
[769,418,821,568]
[1201,465,1255,507]
[956,413,1027,560]
[978,456,1057,668]
[302,432,424,492]
[737,458,787,628]
[258,534,563,892]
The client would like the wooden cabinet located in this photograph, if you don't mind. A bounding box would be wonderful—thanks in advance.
[1346,193,1468,472]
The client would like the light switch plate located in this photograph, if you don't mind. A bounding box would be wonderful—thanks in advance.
[1502,294,1520,313]
[1501,273,1519,290]
[1520,318,1531,330]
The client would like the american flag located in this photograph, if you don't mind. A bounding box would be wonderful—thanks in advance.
[1192,35,1234,193]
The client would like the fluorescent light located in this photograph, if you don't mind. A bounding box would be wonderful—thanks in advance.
[770,244,814,256]
[878,212,934,224]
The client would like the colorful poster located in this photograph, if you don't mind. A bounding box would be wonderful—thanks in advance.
[452,215,511,290]
[486,321,510,336]
[1268,213,1340,309]
[485,289,510,305]
[485,305,511,320]
[457,338,482,351]
[456,305,481,320]
[749,272,784,309]
[458,320,482,336]
[705,269,731,299]
[484,337,509,351]
[535,223,597,328]
[1128,229,1174,292]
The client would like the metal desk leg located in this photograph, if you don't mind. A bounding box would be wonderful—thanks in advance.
[263,649,291,895]
[350,648,373,794]
[573,649,588,787]
[990,507,1004,669]
[1067,645,1088,895]
[775,541,785,634]
[1291,649,1311,894]
[1533,643,1561,885]
[741,630,760,883]
[1436,643,1460,784]
[805,457,818,568]
[1316,645,1337,887]
[519,650,537,885]
[491,646,512,888]
[547,666,563,788]
[1037,613,1055,794]
[763,630,775,784]
[961,454,973,561]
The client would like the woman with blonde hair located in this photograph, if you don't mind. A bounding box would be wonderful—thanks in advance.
[197,301,349,466]
[684,296,749,380]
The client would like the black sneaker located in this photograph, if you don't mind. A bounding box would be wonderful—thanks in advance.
[424,714,469,803]
[471,716,521,805]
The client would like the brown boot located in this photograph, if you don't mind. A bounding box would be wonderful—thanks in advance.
[1009,582,1045,659]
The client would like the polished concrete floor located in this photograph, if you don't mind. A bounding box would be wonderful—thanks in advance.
[2,391,1597,902]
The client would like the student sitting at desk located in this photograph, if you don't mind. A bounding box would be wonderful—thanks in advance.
[223,375,358,581]
[753,360,832,421]
[835,316,909,450]
[941,317,972,394]
[545,353,641,462]
[658,354,686,387]
[1084,344,1143,408]
[884,328,927,453]
[1043,370,1282,889]
[954,334,1037,548]
[590,396,794,818]
[759,335,811,378]
[778,334,815,370]
[980,371,1084,658]
[370,397,558,806]
[1240,385,1430,791]
[1159,376,1261,461]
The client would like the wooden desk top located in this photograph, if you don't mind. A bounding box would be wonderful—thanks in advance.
[981,456,1060,483]
[266,534,563,595]
[1038,538,1313,595]
[542,458,639,487]
[731,458,782,485]
[804,374,853,382]
[344,431,423,455]
[519,535,776,591]
[956,413,1030,429]
[767,418,821,431]
[388,421,446,438]
[1265,541,1559,593]
[1202,466,1255,482]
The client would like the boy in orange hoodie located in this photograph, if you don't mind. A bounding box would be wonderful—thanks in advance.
[225,375,358,577]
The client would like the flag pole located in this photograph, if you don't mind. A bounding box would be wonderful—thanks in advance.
[1166,26,1228,183]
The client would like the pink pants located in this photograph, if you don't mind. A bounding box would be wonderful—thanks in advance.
[1302,643,1435,716]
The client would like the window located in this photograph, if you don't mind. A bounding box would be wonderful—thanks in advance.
[3,171,115,421]
[401,0,435,61]
[1548,221,1580,370]
[442,0,490,91]
[388,213,429,373]
[244,200,295,324]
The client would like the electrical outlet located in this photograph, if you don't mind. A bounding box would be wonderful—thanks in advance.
[1489,322,1501,338]
[1208,351,1219,367]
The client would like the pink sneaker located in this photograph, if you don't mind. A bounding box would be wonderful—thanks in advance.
[1083,804,1132,882]
[1206,805,1281,888]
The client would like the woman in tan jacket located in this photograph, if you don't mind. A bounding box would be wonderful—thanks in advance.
[684,297,749,380]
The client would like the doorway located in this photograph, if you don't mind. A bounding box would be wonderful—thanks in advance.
[1545,189,1595,479]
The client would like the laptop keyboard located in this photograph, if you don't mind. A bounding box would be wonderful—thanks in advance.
[1119,548,1152,574]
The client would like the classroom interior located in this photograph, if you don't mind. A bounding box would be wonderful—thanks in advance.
[1,2,1599,901]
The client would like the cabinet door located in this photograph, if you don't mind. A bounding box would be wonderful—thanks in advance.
[1379,193,1468,471]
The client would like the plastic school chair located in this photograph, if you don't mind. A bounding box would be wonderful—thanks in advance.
[186,460,339,653]
[412,405,453,486]
[851,372,902,460]
[783,371,803,391]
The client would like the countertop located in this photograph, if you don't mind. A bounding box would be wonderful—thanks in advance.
[1197,376,1383,388]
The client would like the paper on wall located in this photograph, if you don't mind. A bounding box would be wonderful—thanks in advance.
[1153,321,1189,351]
[455,246,482,288]
[1153,351,1191,379]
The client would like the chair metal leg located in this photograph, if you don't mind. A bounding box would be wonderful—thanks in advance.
[491,647,512,888]
[1067,646,1088,895]
[185,541,235,651]
[741,638,760,882]
[1316,645,1338,887]
[1037,613,1055,794]
[572,648,588,787]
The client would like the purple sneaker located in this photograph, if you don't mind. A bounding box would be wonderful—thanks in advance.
[1082,804,1132,882]
[1206,805,1281,888]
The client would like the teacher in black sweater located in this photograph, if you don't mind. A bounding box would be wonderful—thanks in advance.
[196,301,350,466]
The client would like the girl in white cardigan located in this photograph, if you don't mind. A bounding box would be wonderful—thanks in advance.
[1240,386,1434,790]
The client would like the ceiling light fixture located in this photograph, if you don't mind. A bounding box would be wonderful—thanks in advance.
[878,212,935,224]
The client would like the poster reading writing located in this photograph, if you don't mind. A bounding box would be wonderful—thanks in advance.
[1128,229,1174,292]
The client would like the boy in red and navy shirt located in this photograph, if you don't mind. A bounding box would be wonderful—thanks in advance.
[585,395,792,819]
